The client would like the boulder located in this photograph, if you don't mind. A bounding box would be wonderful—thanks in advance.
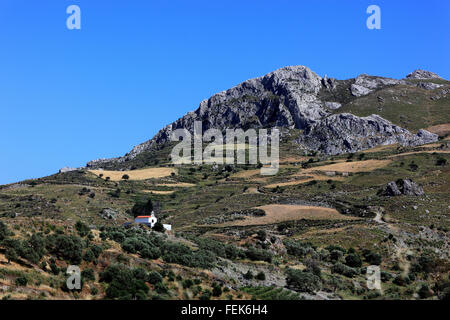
[324,102,342,110]
[379,179,424,197]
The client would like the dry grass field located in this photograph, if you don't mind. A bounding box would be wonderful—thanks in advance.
[426,123,450,136]
[216,204,357,227]
[265,175,343,188]
[155,182,196,188]
[88,167,176,181]
[265,159,390,189]
[297,159,391,174]
[143,190,175,195]
[387,150,450,158]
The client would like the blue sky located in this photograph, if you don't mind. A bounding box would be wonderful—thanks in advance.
[0,0,449,184]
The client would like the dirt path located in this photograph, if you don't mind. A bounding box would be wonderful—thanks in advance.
[373,213,411,276]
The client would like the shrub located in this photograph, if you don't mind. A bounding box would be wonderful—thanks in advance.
[15,276,28,286]
[100,264,149,300]
[0,221,9,241]
[418,284,432,299]
[122,174,130,180]
[182,279,194,289]
[199,290,212,300]
[345,253,362,268]
[153,221,165,233]
[284,240,315,258]
[212,283,222,297]
[363,250,382,265]
[393,275,410,286]
[331,262,358,278]
[243,270,253,280]
[140,247,161,260]
[75,221,90,237]
[256,230,267,242]
[256,271,266,281]
[285,269,321,293]
[147,271,163,285]
[5,248,18,264]
[245,247,272,263]
[81,269,96,282]
[305,259,321,277]
[83,249,96,262]
[45,234,83,264]
[436,158,447,166]
[109,188,121,198]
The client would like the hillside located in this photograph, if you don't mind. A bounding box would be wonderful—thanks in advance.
[0,66,449,300]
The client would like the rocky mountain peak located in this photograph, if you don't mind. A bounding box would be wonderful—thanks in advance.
[87,66,441,168]
[406,69,442,80]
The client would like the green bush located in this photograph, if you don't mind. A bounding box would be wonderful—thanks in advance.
[243,270,253,280]
[283,240,315,258]
[182,279,194,289]
[0,221,9,241]
[147,271,163,285]
[75,221,90,238]
[100,264,149,300]
[15,276,28,286]
[331,262,358,278]
[345,253,362,268]
[212,283,222,297]
[363,250,382,265]
[46,234,83,264]
[245,247,272,263]
[82,269,96,282]
[285,269,321,293]
[256,271,266,281]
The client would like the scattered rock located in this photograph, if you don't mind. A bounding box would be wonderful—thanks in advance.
[99,208,119,220]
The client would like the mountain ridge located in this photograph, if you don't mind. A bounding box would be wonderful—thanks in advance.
[87,66,446,169]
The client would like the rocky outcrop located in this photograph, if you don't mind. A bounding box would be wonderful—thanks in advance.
[59,167,79,173]
[416,82,443,90]
[297,113,438,155]
[379,179,424,196]
[351,74,402,97]
[99,208,119,220]
[406,70,442,80]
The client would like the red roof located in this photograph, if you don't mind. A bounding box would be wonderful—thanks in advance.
[136,216,153,218]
